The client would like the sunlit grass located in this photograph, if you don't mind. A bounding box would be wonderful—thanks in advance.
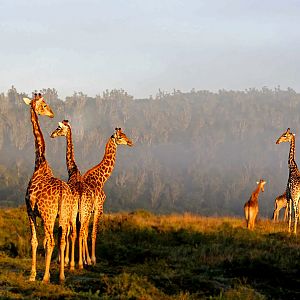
[0,207,299,299]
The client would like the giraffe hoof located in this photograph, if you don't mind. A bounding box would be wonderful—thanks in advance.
[29,276,36,282]
[42,277,50,284]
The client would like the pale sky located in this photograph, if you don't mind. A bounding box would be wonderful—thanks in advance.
[0,0,299,99]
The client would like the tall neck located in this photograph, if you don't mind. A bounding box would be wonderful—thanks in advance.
[84,137,117,188]
[288,136,298,171]
[30,106,46,170]
[251,184,262,203]
[99,138,117,184]
[66,129,79,177]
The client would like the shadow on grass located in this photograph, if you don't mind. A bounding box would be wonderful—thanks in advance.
[1,212,300,299]
[70,220,300,299]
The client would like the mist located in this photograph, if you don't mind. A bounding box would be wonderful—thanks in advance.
[0,86,298,219]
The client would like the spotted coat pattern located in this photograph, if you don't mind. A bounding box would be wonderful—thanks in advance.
[51,120,94,269]
[82,128,133,265]
[25,94,74,283]
[276,128,300,234]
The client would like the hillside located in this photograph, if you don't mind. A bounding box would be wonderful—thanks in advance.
[1,207,300,299]
[0,86,300,216]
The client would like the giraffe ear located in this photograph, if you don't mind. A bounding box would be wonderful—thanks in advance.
[256,181,259,185]
[23,97,32,105]
[293,133,296,136]
[58,122,64,128]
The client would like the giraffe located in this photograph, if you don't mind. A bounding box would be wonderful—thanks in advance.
[276,128,300,234]
[50,120,94,269]
[82,127,133,265]
[272,192,288,222]
[244,179,266,230]
[24,93,74,283]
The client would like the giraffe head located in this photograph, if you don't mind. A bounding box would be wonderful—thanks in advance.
[112,128,133,146]
[50,120,70,138]
[256,179,266,192]
[23,93,54,118]
[276,128,295,144]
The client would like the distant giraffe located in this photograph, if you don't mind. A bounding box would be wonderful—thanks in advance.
[24,93,75,282]
[244,179,266,230]
[273,192,288,222]
[82,128,133,265]
[51,120,94,269]
[276,128,300,234]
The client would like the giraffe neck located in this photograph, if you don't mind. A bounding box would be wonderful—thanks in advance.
[85,137,117,188]
[250,184,262,203]
[66,129,80,178]
[288,136,298,174]
[30,105,46,170]
[98,138,117,184]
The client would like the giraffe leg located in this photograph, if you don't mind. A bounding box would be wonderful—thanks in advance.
[64,226,70,267]
[81,214,88,265]
[273,207,278,222]
[69,223,76,271]
[288,199,292,233]
[42,224,55,283]
[244,205,251,229]
[80,225,90,266]
[284,205,288,222]
[253,211,258,230]
[249,211,253,230]
[59,226,67,282]
[28,214,38,281]
[78,221,85,270]
[84,215,92,265]
[247,208,252,230]
[91,207,101,265]
[293,200,299,235]
[82,235,87,265]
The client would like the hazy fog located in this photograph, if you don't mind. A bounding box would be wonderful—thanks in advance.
[0,87,299,219]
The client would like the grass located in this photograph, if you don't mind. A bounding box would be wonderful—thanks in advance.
[0,207,300,299]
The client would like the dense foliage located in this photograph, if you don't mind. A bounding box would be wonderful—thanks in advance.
[0,86,299,216]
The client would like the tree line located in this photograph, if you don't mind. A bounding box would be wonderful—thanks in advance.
[0,86,299,217]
